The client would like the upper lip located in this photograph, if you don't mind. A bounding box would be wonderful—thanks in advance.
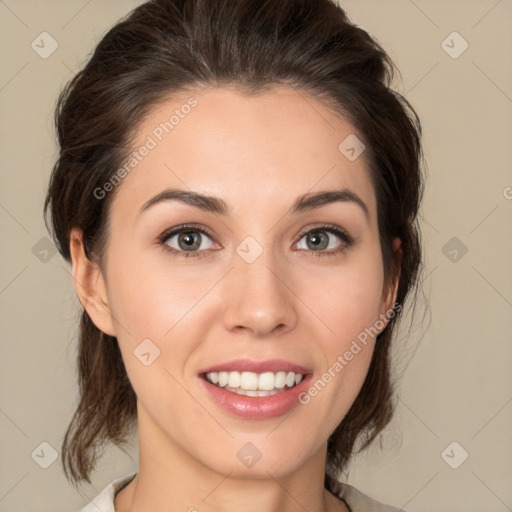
[199,358,312,375]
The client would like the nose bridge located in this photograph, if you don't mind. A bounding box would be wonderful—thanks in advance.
[222,236,297,336]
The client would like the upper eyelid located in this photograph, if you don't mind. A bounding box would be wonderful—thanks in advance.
[297,224,351,239]
[159,224,215,243]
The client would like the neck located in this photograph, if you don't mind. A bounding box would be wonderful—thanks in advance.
[114,406,347,512]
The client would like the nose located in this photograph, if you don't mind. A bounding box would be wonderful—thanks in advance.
[221,245,298,337]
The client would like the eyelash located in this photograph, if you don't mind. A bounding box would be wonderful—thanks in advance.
[157,223,354,259]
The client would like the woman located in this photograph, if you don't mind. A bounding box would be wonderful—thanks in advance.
[44,0,424,510]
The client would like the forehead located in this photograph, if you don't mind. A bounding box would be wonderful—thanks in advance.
[110,86,377,224]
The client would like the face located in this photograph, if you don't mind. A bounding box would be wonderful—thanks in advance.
[73,86,399,480]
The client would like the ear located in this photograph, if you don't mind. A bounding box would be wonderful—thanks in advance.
[379,236,402,323]
[69,228,117,337]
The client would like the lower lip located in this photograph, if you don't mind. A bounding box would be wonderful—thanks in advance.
[198,374,313,419]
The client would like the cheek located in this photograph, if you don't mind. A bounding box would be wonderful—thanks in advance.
[329,272,383,340]
[297,249,385,345]
[103,253,208,401]
[106,249,212,339]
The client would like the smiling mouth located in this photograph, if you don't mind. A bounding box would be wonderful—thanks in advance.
[201,370,307,397]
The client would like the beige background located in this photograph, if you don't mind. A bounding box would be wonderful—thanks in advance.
[1,1,511,511]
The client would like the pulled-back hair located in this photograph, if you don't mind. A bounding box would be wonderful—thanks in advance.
[44,0,425,489]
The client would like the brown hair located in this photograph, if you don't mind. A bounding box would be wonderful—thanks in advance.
[44,0,425,489]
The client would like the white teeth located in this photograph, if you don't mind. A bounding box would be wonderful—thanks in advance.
[241,371,258,390]
[259,371,278,390]
[227,372,241,388]
[204,370,305,392]
[218,371,229,387]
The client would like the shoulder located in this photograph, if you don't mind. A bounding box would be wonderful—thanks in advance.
[326,474,406,512]
[76,472,137,512]
[340,484,406,512]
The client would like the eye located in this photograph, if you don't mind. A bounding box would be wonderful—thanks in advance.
[158,224,218,258]
[294,224,353,257]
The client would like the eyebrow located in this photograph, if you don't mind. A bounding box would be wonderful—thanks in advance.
[138,187,369,221]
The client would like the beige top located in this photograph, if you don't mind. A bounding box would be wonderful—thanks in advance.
[78,472,406,512]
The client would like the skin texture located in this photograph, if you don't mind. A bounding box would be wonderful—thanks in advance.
[70,86,401,512]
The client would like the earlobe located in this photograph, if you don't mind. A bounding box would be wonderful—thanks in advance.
[69,228,117,337]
